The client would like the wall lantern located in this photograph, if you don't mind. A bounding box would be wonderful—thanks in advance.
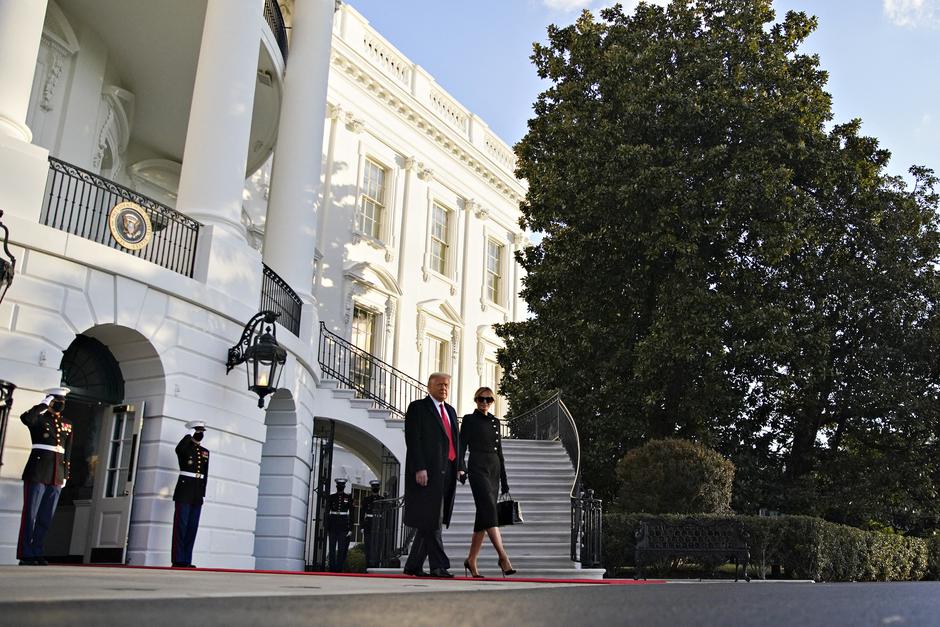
[0,210,16,306]
[0,380,15,469]
[226,311,287,408]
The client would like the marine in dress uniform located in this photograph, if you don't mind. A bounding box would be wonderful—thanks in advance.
[360,479,382,568]
[17,387,73,565]
[172,420,209,568]
[326,478,352,572]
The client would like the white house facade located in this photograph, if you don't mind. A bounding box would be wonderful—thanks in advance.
[0,0,527,570]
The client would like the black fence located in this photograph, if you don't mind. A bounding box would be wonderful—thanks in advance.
[317,322,426,418]
[263,0,289,62]
[503,392,603,566]
[41,158,201,277]
[261,264,302,336]
[369,496,409,568]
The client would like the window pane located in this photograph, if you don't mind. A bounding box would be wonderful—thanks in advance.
[430,204,450,275]
[486,239,502,303]
[358,160,386,239]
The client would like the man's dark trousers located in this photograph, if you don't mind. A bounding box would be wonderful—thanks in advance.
[18,481,61,561]
[403,463,454,572]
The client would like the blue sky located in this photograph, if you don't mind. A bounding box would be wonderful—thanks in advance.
[345,0,939,184]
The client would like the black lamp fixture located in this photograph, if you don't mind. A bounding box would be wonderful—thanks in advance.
[226,310,287,408]
[0,380,15,469]
[0,210,16,306]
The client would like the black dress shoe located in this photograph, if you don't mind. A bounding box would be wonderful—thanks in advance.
[35,558,48,566]
[18,559,36,566]
[403,567,429,577]
[429,568,454,578]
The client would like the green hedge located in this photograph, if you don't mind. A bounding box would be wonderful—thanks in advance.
[604,513,932,581]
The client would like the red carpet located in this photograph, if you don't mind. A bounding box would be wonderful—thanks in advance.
[80,563,663,585]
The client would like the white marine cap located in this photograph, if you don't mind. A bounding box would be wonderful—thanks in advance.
[44,387,71,398]
[184,420,207,431]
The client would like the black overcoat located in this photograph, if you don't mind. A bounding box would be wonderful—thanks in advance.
[403,396,463,530]
[173,434,209,505]
[20,402,73,486]
[458,409,509,531]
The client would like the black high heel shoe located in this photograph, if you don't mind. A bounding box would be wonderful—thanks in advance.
[498,557,516,577]
[464,559,483,578]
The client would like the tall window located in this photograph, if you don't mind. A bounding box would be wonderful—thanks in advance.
[484,358,503,418]
[357,159,386,239]
[430,203,450,275]
[351,306,376,394]
[486,239,503,304]
[425,335,449,376]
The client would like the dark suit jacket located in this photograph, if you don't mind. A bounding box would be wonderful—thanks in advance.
[403,395,463,530]
[20,402,73,486]
[173,434,209,505]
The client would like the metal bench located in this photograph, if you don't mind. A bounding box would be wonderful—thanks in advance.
[634,518,750,581]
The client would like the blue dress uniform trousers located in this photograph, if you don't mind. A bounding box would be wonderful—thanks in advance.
[172,502,202,566]
[17,481,62,561]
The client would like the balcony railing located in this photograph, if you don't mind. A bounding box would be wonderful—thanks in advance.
[41,158,201,277]
[318,322,426,418]
[264,0,289,63]
[261,263,302,336]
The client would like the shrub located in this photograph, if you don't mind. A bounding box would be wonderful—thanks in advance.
[615,438,734,514]
[603,513,931,581]
[343,543,367,573]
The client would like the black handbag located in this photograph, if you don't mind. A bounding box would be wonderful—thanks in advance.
[497,492,524,526]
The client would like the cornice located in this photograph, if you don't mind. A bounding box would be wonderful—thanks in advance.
[329,42,526,207]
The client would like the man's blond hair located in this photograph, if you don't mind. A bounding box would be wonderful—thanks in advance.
[427,372,451,385]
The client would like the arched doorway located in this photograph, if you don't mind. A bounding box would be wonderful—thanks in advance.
[47,332,152,564]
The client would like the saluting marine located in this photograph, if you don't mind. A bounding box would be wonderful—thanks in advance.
[172,420,209,568]
[326,478,353,572]
[17,387,73,565]
[360,479,383,568]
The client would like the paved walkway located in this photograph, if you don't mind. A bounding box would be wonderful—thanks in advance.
[3,565,939,627]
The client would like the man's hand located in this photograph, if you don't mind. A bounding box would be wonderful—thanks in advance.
[416,470,428,486]
[458,470,466,485]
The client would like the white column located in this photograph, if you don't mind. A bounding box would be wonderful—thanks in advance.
[0,0,47,141]
[176,0,264,305]
[263,0,334,309]
[0,0,51,221]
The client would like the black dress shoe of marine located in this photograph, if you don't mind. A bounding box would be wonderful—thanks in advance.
[429,568,454,578]
[35,558,48,565]
[18,559,37,566]
[403,567,429,577]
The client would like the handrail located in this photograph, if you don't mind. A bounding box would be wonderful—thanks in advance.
[503,392,602,566]
[261,263,302,336]
[317,322,426,417]
[504,392,581,498]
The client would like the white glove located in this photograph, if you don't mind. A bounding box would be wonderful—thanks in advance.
[42,395,55,406]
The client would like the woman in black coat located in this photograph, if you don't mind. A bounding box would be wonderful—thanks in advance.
[457,387,516,577]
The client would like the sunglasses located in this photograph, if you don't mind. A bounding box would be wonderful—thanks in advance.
[475,397,495,403]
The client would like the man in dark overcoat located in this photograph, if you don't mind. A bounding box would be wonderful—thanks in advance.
[17,387,73,565]
[402,372,464,577]
[172,420,209,568]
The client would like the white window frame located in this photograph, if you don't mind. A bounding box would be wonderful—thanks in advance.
[357,158,387,240]
[352,137,402,252]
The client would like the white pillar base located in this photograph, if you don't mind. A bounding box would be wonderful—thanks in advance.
[0,134,49,221]
[193,224,264,310]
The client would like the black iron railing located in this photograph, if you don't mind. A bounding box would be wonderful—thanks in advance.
[504,392,603,566]
[369,496,409,568]
[318,322,426,418]
[41,158,201,277]
[261,264,301,336]
[0,380,14,469]
[263,0,289,62]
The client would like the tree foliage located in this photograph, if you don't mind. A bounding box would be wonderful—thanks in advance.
[496,0,940,530]
[615,438,734,514]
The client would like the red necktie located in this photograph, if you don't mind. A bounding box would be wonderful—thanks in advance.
[440,403,456,462]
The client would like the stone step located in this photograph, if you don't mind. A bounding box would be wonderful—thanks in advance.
[368,567,606,580]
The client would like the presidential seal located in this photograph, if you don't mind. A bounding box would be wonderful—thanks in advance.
[108,201,153,250]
